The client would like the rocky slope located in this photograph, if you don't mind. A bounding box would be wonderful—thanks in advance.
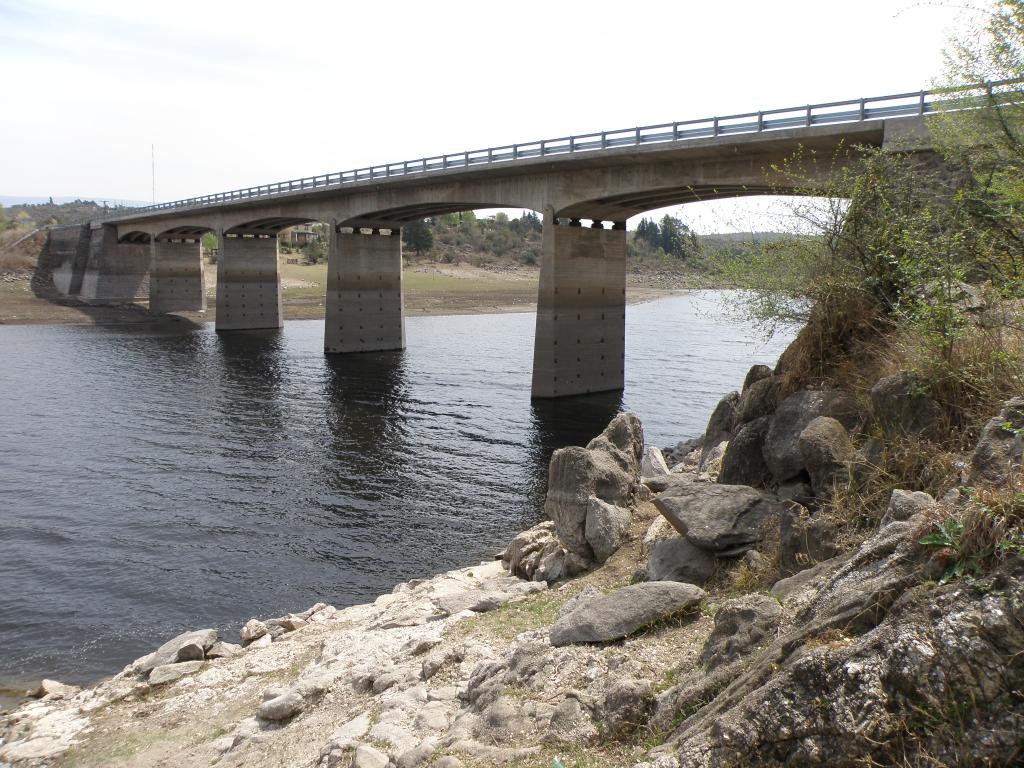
[2,391,1022,768]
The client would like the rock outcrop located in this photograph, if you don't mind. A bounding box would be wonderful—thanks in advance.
[970,397,1024,486]
[544,412,643,562]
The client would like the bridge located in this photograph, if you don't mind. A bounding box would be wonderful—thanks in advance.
[45,87,954,398]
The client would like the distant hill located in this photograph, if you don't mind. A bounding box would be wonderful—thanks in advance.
[0,195,147,207]
[1,199,141,228]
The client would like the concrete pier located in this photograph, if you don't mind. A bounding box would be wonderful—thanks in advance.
[531,215,627,398]
[324,227,405,353]
[215,233,282,331]
[151,237,206,314]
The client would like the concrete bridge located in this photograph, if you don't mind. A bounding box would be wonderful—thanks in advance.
[47,88,945,398]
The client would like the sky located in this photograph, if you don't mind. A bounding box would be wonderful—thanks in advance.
[0,0,989,232]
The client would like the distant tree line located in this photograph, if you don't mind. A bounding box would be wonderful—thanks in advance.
[630,214,700,261]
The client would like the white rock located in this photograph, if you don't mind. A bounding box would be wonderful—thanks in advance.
[641,446,671,477]
[240,618,268,643]
[256,691,304,721]
[352,743,389,768]
[148,660,203,685]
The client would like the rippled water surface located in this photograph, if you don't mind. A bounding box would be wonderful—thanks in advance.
[0,292,791,693]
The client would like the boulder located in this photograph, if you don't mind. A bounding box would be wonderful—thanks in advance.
[880,489,936,527]
[798,416,855,497]
[701,392,739,463]
[699,594,782,670]
[654,483,785,553]
[776,477,815,506]
[870,371,945,441]
[742,364,773,392]
[29,679,80,699]
[544,413,643,560]
[549,581,705,646]
[240,619,268,644]
[137,629,217,674]
[257,691,305,721]
[734,376,780,426]
[719,416,772,488]
[545,696,598,744]
[596,678,655,739]
[584,496,632,563]
[148,660,203,685]
[646,536,717,585]
[779,505,841,577]
[206,641,243,659]
[641,446,671,478]
[698,440,729,477]
[502,521,560,581]
[970,397,1024,486]
[763,389,863,483]
[351,744,389,768]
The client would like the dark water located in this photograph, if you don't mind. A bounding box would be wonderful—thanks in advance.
[0,292,791,696]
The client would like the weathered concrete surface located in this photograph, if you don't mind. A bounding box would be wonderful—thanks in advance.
[215,233,282,331]
[45,225,91,296]
[325,228,405,353]
[78,225,149,302]
[532,215,626,398]
[151,238,206,314]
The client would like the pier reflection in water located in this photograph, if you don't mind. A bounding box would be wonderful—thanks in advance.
[0,293,792,693]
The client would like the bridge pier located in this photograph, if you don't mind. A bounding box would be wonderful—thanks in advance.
[324,227,405,353]
[531,215,627,399]
[150,237,206,314]
[215,233,282,331]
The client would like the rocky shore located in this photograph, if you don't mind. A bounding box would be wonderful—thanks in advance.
[2,369,1023,767]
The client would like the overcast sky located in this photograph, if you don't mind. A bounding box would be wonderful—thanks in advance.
[0,0,985,231]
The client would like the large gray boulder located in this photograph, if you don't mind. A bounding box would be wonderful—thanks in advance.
[702,392,739,463]
[742,364,773,392]
[763,389,862,483]
[870,371,945,441]
[646,536,717,585]
[544,413,643,560]
[970,397,1024,486]
[641,446,671,478]
[798,416,856,497]
[880,489,935,527]
[502,521,560,581]
[779,504,841,577]
[584,496,631,563]
[136,629,218,674]
[699,594,782,670]
[734,376,780,426]
[654,483,786,554]
[719,416,772,488]
[549,581,705,646]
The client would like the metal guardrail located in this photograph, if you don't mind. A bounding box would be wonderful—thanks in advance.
[102,80,1022,220]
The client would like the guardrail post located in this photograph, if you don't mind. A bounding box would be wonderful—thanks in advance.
[601,131,607,149]
[403,161,408,174]
[859,99,866,120]
[570,136,575,152]
[672,123,678,141]
[634,127,641,144]
[540,140,546,156]
[805,105,811,127]
[464,151,469,167]
[757,112,763,131]
[713,117,719,137]
[513,144,519,160]
[488,148,493,162]
[919,90,926,114]
[442,155,448,169]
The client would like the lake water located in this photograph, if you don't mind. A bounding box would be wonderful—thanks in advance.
[0,292,791,699]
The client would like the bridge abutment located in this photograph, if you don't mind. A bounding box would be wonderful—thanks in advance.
[215,233,282,331]
[151,238,206,314]
[324,227,405,353]
[531,215,627,398]
[78,224,150,302]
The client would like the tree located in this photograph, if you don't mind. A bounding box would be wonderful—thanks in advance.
[402,219,434,256]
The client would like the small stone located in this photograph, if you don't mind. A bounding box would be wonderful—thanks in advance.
[433,758,464,768]
[31,679,80,699]
[351,744,389,768]
[641,445,671,477]
[206,641,243,659]
[240,619,268,643]
[881,489,936,526]
[256,691,304,721]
